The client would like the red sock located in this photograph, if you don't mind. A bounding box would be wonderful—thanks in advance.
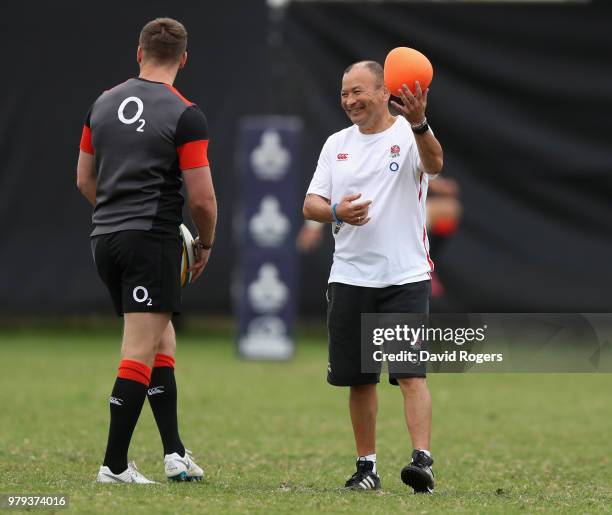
[153,353,175,369]
[117,359,152,386]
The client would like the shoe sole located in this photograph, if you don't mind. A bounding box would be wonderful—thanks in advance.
[344,484,381,491]
[96,477,155,484]
[168,471,188,482]
[401,466,434,494]
[167,472,203,482]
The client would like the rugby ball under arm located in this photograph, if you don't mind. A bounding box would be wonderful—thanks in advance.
[179,224,196,288]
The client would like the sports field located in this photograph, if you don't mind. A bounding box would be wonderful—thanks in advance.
[1,327,610,514]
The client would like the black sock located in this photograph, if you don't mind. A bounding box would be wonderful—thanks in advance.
[148,363,185,456]
[102,377,148,474]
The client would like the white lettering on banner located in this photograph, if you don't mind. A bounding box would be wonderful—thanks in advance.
[247,264,289,313]
[249,196,290,247]
[250,130,290,180]
[239,316,293,360]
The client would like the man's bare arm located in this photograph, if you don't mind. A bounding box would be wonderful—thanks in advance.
[303,193,372,226]
[183,165,217,282]
[303,194,333,223]
[414,129,444,175]
[390,82,443,175]
[183,165,217,245]
[76,151,96,206]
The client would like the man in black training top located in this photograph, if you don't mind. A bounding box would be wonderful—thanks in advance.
[77,17,217,483]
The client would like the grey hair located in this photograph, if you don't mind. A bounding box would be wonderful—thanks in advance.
[343,60,384,89]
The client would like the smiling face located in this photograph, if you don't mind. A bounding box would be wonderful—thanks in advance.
[341,64,390,133]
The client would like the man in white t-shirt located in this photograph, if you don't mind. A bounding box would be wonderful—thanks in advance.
[303,61,443,493]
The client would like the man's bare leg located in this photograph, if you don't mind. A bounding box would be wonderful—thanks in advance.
[398,377,431,449]
[147,320,204,481]
[157,321,176,358]
[121,312,172,366]
[398,377,434,493]
[345,383,381,490]
[349,384,378,456]
[101,312,171,475]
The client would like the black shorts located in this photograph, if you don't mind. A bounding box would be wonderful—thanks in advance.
[326,280,431,386]
[91,229,182,317]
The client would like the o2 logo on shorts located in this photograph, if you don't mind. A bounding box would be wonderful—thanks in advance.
[132,286,153,306]
[389,161,400,172]
[118,96,146,132]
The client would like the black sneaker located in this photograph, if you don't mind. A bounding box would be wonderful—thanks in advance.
[401,449,434,493]
[344,459,381,491]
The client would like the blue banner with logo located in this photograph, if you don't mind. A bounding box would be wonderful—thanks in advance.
[235,117,302,359]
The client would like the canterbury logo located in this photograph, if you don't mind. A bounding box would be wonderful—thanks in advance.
[147,386,165,396]
[110,396,123,406]
[337,153,349,161]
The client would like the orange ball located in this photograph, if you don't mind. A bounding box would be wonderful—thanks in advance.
[384,47,433,95]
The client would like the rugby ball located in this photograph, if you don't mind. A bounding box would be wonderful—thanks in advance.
[179,224,196,288]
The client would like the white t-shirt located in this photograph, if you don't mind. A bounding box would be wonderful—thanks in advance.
[307,116,434,287]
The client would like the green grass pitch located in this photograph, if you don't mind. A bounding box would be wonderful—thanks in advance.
[0,328,610,513]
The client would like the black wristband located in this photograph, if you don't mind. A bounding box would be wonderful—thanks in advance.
[412,122,430,135]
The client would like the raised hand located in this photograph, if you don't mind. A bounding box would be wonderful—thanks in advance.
[390,81,428,126]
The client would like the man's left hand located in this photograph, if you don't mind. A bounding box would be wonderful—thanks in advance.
[390,81,428,125]
[188,239,211,283]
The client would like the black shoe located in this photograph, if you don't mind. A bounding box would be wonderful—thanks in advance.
[344,459,381,490]
[401,449,434,493]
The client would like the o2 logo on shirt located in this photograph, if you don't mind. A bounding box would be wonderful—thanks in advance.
[118,96,146,132]
[389,161,400,172]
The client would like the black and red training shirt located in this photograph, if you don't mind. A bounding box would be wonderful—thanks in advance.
[79,77,210,236]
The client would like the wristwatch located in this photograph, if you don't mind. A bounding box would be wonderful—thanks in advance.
[411,118,429,135]
[195,239,213,251]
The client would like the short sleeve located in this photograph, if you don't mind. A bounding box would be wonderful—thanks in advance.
[306,136,333,200]
[79,105,94,154]
[176,105,210,170]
